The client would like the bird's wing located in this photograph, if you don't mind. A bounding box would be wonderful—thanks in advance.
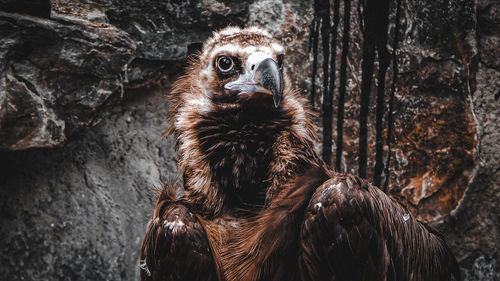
[139,188,217,281]
[299,174,461,281]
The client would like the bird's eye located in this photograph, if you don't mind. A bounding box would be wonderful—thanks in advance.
[217,56,234,72]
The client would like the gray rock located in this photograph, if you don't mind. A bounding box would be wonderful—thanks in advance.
[0,11,136,149]
[477,0,500,70]
[0,88,177,280]
[460,252,498,281]
[437,0,500,279]
[0,0,51,18]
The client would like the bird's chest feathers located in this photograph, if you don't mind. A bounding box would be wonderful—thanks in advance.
[193,107,287,206]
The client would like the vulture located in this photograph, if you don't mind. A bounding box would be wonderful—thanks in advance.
[139,26,461,281]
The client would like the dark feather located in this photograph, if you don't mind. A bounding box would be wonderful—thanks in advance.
[139,184,217,281]
[217,169,461,281]
[221,165,331,281]
[298,173,461,281]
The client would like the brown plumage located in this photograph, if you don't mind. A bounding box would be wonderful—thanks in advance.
[139,185,217,281]
[139,26,461,281]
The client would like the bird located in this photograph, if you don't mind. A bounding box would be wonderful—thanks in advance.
[139,26,461,281]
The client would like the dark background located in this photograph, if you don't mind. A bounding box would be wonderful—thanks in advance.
[0,0,498,280]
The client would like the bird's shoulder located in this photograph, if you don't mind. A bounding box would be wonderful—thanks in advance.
[139,186,216,281]
[301,173,461,281]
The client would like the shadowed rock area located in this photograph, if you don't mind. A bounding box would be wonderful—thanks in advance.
[0,0,498,280]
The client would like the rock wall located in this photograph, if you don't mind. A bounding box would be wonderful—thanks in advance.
[438,0,500,279]
[0,0,498,280]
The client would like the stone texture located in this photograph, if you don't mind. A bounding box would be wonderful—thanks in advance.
[0,11,136,149]
[0,0,51,18]
[391,0,479,221]
[401,0,499,279]
[0,0,498,280]
[439,60,500,281]
[389,57,477,222]
[0,0,312,150]
[477,0,500,70]
[322,0,480,225]
[0,88,177,280]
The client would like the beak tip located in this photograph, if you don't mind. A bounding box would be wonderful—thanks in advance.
[254,58,283,109]
[273,94,282,108]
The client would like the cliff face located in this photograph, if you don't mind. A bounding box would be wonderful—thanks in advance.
[0,0,498,280]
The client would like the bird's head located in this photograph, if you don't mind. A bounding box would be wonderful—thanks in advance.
[194,26,286,109]
[169,26,314,141]
[168,26,318,215]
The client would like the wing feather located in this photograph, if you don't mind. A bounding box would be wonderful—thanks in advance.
[299,174,461,281]
[139,186,217,281]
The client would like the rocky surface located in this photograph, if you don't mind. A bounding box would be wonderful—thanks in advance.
[388,0,478,222]
[0,88,177,280]
[0,0,498,280]
[0,0,51,18]
[324,0,479,223]
[438,0,500,277]
[0,10,136,149]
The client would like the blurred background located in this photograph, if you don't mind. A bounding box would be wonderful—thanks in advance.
[0,0,498,280]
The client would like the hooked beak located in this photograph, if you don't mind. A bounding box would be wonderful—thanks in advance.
[224,57,283,108]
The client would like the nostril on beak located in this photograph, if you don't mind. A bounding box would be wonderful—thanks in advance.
[251,64,255,71]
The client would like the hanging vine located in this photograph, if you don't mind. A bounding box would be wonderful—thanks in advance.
[323,0,341,166]
[383,0,402,192]
[310,0,400,191]
[335,0,352,172]
[372,0,391,187]
[319,0,332,165]
[309,0,321,107]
